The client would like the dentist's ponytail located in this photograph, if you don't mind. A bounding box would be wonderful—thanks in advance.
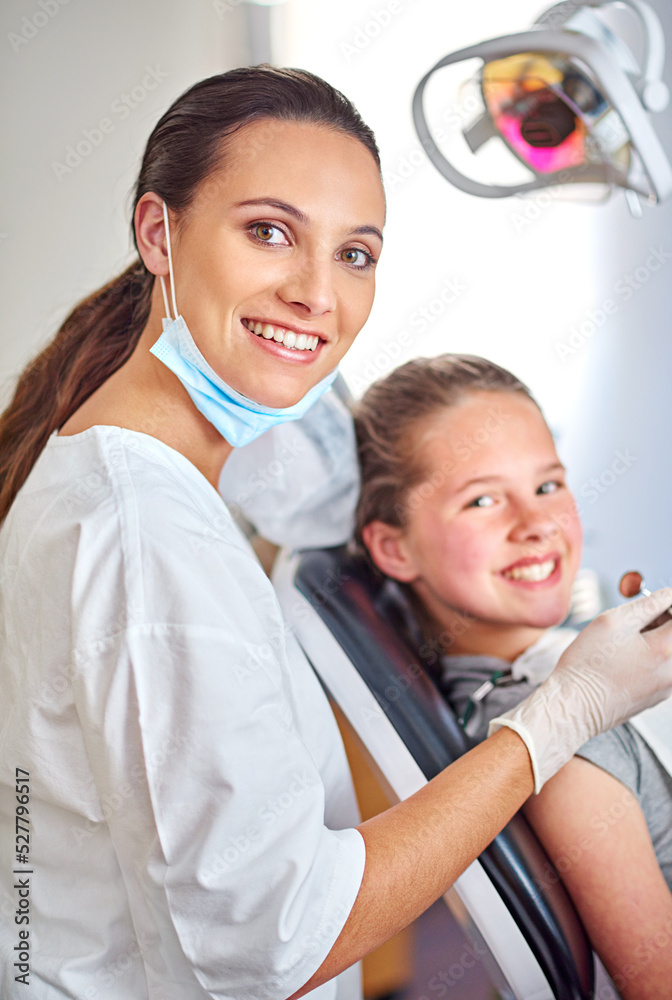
[0,65,380,524]
[0,261,153,524]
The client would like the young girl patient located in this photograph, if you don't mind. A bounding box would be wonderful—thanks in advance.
[354,354,672,1000]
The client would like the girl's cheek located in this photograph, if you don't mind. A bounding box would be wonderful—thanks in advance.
[458,532,494,572]
[550,491,578,521]
[562,497,582,538]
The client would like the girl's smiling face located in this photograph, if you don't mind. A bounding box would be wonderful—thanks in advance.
[363,390,583,660]
[155,118,385,409]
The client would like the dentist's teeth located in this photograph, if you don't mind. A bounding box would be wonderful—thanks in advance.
[504,559,556,582]
[243,319,320,352]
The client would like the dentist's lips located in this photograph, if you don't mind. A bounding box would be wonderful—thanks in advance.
[500,554,562,587]
[241,318,323,355]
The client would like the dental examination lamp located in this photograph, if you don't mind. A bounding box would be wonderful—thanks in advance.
[412,0,672,213]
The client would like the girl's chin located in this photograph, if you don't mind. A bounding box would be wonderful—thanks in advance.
[519,609,571,630]
[508,591,572,628]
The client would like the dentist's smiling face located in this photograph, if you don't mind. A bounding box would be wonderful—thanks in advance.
[165,118,385,408]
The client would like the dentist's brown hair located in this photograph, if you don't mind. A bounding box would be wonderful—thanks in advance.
[0,65,380,524]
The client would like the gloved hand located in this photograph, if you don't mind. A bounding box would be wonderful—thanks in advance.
[488,589,672,792]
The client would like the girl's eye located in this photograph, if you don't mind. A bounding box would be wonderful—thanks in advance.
[251,223,287,245]
[467,494,495,508]
[339,247,375,269]
[537,480,562,495]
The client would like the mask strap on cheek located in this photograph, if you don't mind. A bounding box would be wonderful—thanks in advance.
[159,199,179,321]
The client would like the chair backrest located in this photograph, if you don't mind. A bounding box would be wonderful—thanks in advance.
[273,544,595,1000]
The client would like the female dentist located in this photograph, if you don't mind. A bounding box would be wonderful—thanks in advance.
[1,66,671,1000]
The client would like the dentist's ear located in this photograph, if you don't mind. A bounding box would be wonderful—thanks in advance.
[134,193,170,277]
[361,520,420,583]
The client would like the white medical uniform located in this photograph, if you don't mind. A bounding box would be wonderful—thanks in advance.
[0,427,365,1000]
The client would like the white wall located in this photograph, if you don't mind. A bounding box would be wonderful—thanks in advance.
[559,0,672,605]
[0,0,248,406]
[3,0,671,606]
[274,0,602,438]
[273,0,672,606]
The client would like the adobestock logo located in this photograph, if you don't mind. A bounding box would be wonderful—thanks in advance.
[8,0,72,54]
[51,66,169,181]
[555,246,671,361]
[350,275,468,394]
[339,1,404,61]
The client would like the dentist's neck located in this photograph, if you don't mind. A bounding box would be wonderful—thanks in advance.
[129,279,235,487]
[55,276,234,490]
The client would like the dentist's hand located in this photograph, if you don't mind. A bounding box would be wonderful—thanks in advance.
[488,589,672,792]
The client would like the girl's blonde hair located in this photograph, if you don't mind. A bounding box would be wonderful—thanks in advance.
[353,353,537,548]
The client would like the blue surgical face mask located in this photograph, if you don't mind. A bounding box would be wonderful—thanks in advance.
[149,201,339,449]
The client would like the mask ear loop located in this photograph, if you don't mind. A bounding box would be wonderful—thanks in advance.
[159,200,179,321]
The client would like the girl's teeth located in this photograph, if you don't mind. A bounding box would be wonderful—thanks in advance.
[504,559,556,582]
[243,319,319,352]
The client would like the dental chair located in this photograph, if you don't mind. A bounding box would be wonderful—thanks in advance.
[273,544,598,1000]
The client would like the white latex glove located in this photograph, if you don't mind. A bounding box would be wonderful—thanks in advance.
[488,589,672,792]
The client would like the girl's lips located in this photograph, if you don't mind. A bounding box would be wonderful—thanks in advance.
[500,554,562,587]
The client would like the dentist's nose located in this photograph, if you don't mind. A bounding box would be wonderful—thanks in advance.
[277,254,337,317]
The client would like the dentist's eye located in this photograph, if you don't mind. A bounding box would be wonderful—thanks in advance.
[250,223,288,245]
[468,494,495,508]
[538,480,562,495]
[339,247,376,269]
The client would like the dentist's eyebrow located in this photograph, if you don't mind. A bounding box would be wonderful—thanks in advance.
[235,198,309,225]
[234,198,384,244]
[350,224,384,244]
